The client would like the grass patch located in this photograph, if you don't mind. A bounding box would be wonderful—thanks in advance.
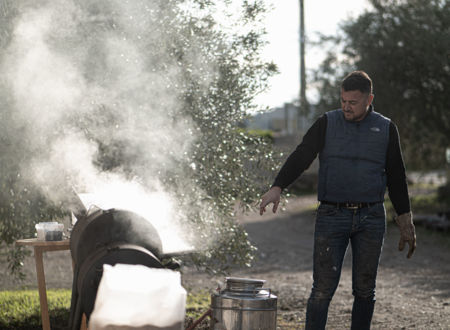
[0,289,213,329]
[184,290,211,329]
[186,290,211,319]
[410,192,443,214]
[0,289,70,330]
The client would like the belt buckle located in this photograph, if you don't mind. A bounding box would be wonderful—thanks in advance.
[345,203,359,210]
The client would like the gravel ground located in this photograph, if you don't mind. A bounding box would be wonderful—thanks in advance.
[183,196,450,329]
[1,195,450,329]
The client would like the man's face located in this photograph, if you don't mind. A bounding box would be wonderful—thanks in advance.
[340,89,374,122]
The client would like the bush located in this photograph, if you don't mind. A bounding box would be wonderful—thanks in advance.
[437,182,450,209]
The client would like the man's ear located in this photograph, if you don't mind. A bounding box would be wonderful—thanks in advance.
[367,93,374,106]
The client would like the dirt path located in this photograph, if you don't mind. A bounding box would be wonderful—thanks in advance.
[1,196,450,329]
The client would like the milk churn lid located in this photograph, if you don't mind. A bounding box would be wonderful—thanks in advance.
[225,277,265,293]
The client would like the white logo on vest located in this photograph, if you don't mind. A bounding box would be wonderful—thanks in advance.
[370,127,381,132]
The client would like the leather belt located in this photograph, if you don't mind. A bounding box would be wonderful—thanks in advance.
[320,201,378,209]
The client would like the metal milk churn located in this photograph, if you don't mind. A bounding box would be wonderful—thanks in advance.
[210,277,277,330]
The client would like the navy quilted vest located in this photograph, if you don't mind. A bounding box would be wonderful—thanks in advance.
[317,109,390,203]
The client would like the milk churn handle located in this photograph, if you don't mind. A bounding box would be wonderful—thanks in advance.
[186,309,212,330]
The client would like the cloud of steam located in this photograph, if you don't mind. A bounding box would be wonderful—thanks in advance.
[0,0,210,253]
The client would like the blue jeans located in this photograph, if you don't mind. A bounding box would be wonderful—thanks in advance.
[305,203,386,330]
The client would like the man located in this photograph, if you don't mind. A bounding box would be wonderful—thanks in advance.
[259,71,416,330]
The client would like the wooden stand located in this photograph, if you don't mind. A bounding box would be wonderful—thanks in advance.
[15,238,72,330]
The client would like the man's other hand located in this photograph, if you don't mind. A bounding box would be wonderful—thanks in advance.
[395,212,416,258]
[259,186,282,216]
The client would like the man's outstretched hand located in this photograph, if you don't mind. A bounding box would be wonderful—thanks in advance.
[395,212,416,258]
[259,186,282,215]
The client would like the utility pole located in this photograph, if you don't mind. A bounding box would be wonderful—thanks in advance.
[298,0,308,130]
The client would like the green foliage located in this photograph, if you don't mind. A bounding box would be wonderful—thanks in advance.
[437,181,450,208]
[146,1,279,273]
[410,193,441,214]
[309,34,353,114]
[312,0,450,169]
[0,169,68,280]
[245,129,274,143]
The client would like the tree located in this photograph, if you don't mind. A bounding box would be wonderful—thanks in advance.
[312,0,450,169]
[0,0,279,277]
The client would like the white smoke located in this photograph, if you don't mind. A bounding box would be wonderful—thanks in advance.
[1,0,209,253]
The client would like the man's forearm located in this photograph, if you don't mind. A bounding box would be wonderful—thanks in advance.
[386,122,411,214]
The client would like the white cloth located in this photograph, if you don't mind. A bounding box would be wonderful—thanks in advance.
[89,264,186,330]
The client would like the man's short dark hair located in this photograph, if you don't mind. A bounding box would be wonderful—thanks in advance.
[341,70,373,94]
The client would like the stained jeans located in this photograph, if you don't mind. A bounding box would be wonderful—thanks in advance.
[305,203,386,330]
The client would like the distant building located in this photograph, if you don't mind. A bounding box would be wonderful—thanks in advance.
[245,102,315,137]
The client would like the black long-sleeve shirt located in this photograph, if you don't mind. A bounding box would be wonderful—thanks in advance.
[272,113,411,215]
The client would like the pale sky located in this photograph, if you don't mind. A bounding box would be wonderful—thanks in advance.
[256,0,371,109]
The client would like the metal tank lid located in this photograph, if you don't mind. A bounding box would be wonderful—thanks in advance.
[225,277,266,293]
